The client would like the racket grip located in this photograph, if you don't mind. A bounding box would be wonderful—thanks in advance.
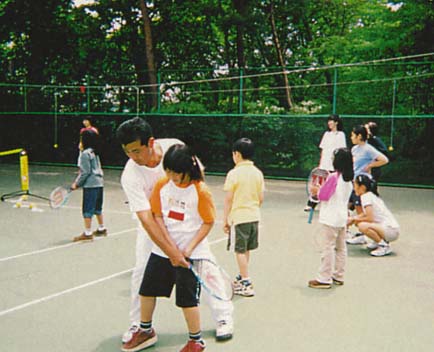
[307,208,314,224]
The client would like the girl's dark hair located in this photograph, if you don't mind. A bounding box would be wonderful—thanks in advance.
[354,174,379,196]
[81,130,101,155]
[232,138,254,159]
[163,144,203,181]
[328,114,344,131]
[116,116,153,146]
[332,148,354,181]
[352,124,368,141]
[366,121,379,136]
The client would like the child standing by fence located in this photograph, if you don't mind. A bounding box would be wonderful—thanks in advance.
[71,130,107,242]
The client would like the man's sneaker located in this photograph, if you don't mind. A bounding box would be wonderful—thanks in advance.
[216,320,233,341]
[121,328,157,352]
[92,228,108,237]
[234,282,255,297]
[366,241,379,250]
[303,205,312,212]
[308,279,331,289]
[370,243,392,257]
[332,278,344,286]
[180,339,206,352]
[73,232,93,242]
[122,324,139,344]
[346,233,366,245]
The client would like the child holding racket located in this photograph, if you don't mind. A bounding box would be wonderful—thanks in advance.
[304,114,346,212]
[308,148,353,289]
[223,138,264,297]
[123,144,215,352]
[71,130,107,242]
[116,117,233,349]
[347,174,400,257]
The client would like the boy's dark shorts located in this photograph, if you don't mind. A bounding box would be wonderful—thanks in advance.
[234,221,259,253]
[139,253,200,308]
[82,187,103,218]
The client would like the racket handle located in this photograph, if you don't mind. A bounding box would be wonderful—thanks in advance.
[307,208,314,224]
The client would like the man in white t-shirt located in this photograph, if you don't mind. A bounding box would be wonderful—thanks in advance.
[116,117,234,346]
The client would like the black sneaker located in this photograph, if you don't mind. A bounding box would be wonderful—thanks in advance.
[92,228,108,237]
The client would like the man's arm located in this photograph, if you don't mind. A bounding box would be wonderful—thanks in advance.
[136,209,189,268]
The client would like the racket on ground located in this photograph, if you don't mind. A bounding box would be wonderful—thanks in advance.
[49,186,72,209]
[189,258,234,302]
[306,168,329,224]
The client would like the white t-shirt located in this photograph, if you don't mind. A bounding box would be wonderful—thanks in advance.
[319,131,347,171]
[361,192,399,229]
[120,138,183,216]
[318,174,353,227]
[151,179,214,259]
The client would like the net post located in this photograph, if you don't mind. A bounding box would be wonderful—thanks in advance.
[0,148,49,202]
[19,149,30,192]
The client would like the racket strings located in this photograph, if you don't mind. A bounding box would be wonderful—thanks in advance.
[193,260,233,301]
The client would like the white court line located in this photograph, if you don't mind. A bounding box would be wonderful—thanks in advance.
[0,269,133,317]
[0,228,136,263]
[0,235,227,317]
[3,198,132,214]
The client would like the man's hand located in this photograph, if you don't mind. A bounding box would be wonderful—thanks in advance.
[169,253,189,268]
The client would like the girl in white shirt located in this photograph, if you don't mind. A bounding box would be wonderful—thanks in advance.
[348,174,400,257]
[308,148,354,289]
[305,114,347,211]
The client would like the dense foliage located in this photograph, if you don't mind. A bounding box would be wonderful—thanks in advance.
[0,0,433,185]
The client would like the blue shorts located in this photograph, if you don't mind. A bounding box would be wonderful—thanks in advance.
[82,187,103,218]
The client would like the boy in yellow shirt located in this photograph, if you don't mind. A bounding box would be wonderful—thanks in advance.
[223,138,264,297]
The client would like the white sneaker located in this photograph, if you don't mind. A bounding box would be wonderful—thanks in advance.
[122,324,140,344]
[234,282,255,297]
[346,234,367,245]
[216,320,233,341]
[366,241,379,250]
[370,243,392,257]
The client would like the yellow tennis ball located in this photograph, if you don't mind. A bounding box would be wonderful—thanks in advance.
[29,203,34,209]
[388,145,394,152]
[15,202,21,208]
[53,144,58,149]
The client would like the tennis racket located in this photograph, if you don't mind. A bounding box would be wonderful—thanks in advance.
[49,186,72,209]
[189,258,234,302]
[306,168,329,224]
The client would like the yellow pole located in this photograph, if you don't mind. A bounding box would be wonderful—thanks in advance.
[19,150,29,192]
[0,148,23,157]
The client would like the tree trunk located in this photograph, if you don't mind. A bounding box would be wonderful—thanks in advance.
[233,0,247,68]
[269,1,293,109]
[139,0,158,109]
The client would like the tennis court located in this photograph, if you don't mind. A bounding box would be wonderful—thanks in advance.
[0,163,433,352]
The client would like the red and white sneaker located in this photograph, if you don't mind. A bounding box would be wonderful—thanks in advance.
[180,339,206,352]
[121,328,157,352]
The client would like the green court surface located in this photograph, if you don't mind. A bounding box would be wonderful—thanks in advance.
[0,164,433,352]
